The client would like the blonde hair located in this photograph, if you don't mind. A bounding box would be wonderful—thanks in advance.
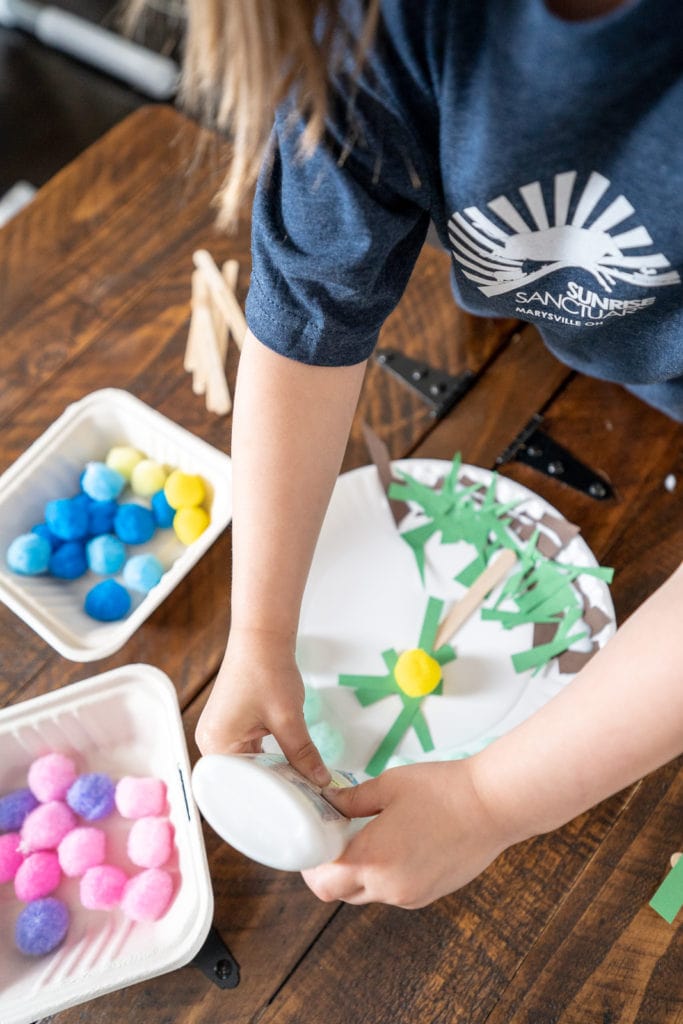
[125,0,380,230]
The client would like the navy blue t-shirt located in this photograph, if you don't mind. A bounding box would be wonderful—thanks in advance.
[246,0,683,418]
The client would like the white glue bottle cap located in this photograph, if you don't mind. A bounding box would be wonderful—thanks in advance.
[191,752,367,871]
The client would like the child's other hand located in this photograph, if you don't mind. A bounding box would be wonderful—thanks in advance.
[302,760,513,908]
[195,628,331,787]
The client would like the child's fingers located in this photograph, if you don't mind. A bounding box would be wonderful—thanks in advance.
[274,714,331,787]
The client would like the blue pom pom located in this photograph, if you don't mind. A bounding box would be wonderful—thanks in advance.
[15,898,70,956]
[122,553,164,593]
[87,500,117,536]
[84,579,131,621]
[66,772,115,820]
[86,534,127,575]
[151,489,175,528]
[114,504,156,545]
[31,523,62,552]
[45,497,89,541]
[7,534,51,575]
[82,462,126,502]
[49,541,88,579]
[0,788,39,831]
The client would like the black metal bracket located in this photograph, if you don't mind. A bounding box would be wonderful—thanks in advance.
[190,925,241,989]
[374,348,474,419]
[495,414,614,501]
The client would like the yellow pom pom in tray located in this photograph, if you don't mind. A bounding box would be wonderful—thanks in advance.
[131,459,168,497]
[173,507,210,545]
[393,648,442,698]
[105,445,144,481]
[164,470,206,510]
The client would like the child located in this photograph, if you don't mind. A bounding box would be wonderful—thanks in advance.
[182,0,682,906]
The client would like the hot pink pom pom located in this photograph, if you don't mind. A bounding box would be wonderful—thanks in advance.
[121,868,174,922]
[80,864,128,910]
[28,753,77,803]
[58,826,106,878]
[127,817,174,869]
[0,832,24,883]
[14,851,62,901]
[21,801,77,852]
[115,777,166,819]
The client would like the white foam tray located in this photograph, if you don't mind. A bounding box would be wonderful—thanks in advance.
[0,664,213,1024]
[0,389,232,661]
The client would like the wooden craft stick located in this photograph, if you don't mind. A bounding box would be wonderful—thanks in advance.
[185,270,209,395]
[193,249,247,350]
[189,270,231,414]
[215,259,239,361]
[434,547,518,649]
[672,852,682,869]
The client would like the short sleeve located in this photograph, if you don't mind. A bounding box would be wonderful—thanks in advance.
[245,33,435,366]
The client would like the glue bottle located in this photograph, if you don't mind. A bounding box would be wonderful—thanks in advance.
[191,752,366,871]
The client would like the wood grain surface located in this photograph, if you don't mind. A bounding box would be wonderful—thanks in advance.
[0,105,680,1024]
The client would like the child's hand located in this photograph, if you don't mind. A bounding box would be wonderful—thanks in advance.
[302,760,513,908]
[195,628,331,787]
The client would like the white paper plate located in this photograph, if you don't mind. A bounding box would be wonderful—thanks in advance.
[294,460,616,775]
[0,664,213,1024]
[0,389,232,661]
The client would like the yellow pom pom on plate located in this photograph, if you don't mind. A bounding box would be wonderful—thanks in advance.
[173,506,210,545]
[164,469,206,510]
[131,459,168,497]
[393,648,441,698]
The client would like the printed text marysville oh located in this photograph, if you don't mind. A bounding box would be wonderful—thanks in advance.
[515,281,656,327]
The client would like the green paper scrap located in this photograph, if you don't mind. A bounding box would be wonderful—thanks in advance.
[389,453,615,674]
[649,856,683,924]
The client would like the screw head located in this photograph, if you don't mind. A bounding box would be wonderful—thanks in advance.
[547,460,564,476]
[214,959,233,980]
[588,481,607,498]
[526,445,542,458]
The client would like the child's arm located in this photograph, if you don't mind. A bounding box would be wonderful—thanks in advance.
[195,330,367,785]
[303,562,683,907]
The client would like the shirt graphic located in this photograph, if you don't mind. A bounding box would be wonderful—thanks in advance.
[448,171,680,327]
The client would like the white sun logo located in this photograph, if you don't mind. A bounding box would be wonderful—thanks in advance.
[448,170,680,296]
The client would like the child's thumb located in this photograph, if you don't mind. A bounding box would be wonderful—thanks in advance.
[322,775,387,819]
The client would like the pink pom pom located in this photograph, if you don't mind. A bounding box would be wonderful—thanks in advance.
[58,826,106,878]
[115,777,166,819]
[14,851,61,901]
[121,868,174,922]
[0,832,24,883]
[80,864,128,911]
[21,801,77,852]
[28,753,77,803]
[127,817,174,869]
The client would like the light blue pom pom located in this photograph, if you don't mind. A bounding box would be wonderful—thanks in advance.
[303,687,324,726]
[7,533,51,575]
[81,462,126,502]
[122,553,164,593]
[86,534,127,575]
[309,720,345,764]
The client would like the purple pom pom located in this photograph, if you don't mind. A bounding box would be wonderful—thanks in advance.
[15,897,70,956]
[0,788,39,832]
[66,773,116,821]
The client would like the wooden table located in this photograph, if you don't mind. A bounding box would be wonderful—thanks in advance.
[1,105,681,1024]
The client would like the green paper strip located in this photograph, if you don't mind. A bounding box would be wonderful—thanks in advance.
[412,706,435,752]
[649,857,683,923]
[433,644,456,666]
[339,673,395,692]
[365,700,422,777]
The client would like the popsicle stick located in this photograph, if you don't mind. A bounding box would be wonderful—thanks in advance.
[190,271,232,415]
[218,259,240,361]
[434,547,518,649]
[193,249,247,349]
[185,270,209,394]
